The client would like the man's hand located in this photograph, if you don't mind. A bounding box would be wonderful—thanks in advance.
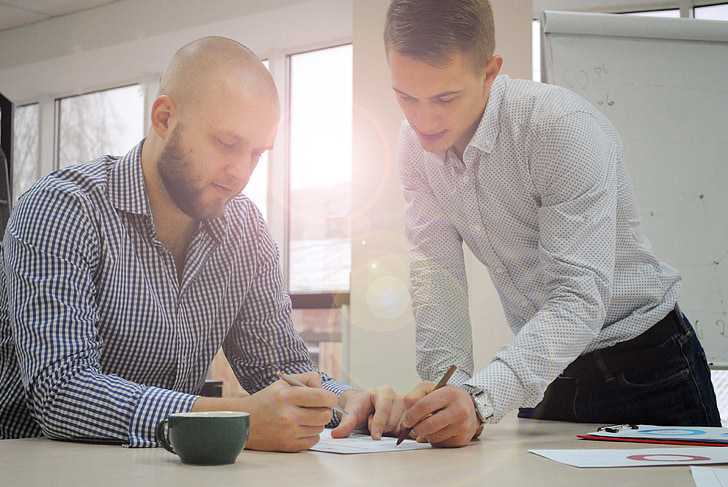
[401,383,481,447]
[193,371,337,452]
[330,386,406,440]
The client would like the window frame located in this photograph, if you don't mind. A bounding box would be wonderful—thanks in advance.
[0,93,13,205]
[10,102,41,204]
[620,8,682,16]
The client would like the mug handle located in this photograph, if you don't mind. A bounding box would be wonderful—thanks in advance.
[156,418,176,454]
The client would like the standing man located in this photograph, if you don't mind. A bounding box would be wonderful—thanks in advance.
[0,37,404,451]
[385,0,719,447]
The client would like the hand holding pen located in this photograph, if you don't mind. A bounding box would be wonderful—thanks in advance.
[277,371,349,418]
[397,365,458,446]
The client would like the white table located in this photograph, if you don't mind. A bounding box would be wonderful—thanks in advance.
[0,415,695,486]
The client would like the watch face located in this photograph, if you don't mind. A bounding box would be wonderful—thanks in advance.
[459,384,493,422]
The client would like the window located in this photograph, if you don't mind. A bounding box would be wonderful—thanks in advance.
[624,9,680,17]
[12,104,39,202]
[292,306,345,379]
[57,84,144,167]
[243,60,271,220]
[288,44,352,294]
[243,148,269,220]
[532,20,541,82]
[695,3,728,20]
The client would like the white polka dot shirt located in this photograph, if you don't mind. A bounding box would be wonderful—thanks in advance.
[398,75,681,423]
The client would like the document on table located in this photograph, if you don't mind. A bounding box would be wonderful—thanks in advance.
[578,425,728,446]
[529,447,728,468]
[310,429,432,454]
[692,467,728,487]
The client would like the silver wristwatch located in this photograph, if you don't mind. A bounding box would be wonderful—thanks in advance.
[460,384,495,424]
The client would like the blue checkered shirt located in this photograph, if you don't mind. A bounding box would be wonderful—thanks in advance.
[0,142,347,446]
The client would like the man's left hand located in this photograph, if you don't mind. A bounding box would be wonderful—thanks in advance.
[330,386,406,440]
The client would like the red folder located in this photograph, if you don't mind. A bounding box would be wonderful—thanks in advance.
[577,434,728,447]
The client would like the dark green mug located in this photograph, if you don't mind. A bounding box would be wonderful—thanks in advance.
[156,411,250,465]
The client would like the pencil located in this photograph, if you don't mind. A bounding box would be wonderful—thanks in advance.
[276,371,349,417]
[396,365,458,446]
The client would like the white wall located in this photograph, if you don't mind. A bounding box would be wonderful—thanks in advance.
[350,0,533,392]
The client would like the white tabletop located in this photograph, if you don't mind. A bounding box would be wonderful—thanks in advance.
[0,415,695,487]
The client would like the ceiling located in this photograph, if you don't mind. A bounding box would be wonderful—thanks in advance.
[0,0,118,31]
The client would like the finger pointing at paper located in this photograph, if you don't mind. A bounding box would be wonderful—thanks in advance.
[330,386,407,440]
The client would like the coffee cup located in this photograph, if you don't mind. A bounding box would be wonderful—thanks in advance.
[156,411,250,465]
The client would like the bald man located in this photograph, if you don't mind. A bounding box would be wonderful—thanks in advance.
[0,37,405,451]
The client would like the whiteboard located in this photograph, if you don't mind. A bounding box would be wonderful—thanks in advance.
[542,11,728,365]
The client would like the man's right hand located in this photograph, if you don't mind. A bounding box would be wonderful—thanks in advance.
[192,372,338,452]
[401,380,482,447]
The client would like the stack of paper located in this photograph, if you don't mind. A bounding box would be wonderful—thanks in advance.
[578,425,728,447]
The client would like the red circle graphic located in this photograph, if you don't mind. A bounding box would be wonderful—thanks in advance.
[627,454,710,462]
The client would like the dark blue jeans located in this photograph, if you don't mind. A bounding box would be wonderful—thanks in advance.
[518,305,721,426]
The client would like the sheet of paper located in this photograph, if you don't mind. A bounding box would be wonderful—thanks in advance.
[529,447,728,468]
[692,467,728,487]
[581,425,728,444]
[310,429,432,454]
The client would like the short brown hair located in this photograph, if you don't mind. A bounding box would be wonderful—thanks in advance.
[384,0,495,70]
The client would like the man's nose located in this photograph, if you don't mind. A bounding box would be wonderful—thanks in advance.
[411,105,441,132]
[225,157,251,188]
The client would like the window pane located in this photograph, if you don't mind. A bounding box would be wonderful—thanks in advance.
[12,104,39,202]
[58,84,144,167]
[289,45,352,293]
[243,60,270,219]
[696,4,728,20]
[624,9,680,17]
[292,308,343,380]
[245,152,269,220]
[533,20,541,82]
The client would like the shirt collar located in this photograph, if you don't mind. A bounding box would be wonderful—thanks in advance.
[428,75,507,169]
[108,140,151,216]
[202,211,230,244]
[465,74,507,156]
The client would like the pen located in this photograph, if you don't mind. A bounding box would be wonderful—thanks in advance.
[396,365,458,446]
[276,371,349,417]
